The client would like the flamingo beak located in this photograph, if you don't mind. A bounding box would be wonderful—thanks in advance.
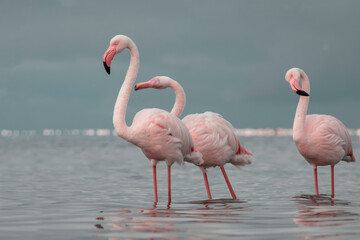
[103,61,110,75]
[290,78,309,96]
[134,81,152,91]
[103,46,117,75]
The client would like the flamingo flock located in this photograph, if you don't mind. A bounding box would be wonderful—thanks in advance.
[135,76,252,200]
[102,35,356,203]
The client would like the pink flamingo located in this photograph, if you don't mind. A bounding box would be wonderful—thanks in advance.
[102,35,203,203]
[285,68,356,198]
[135,76,252,200]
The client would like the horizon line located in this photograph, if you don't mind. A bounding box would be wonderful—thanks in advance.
[1,128,360,137]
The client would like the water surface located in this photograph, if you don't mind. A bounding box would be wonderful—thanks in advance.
[1,136,359,239]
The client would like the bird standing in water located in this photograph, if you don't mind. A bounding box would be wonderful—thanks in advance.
[103,35,203,204]
[285,67,355,198]
[135,76,252,199]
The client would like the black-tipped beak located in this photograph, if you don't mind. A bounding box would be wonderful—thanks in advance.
[296,90,310,96]
[291,81,309,96]
[103,61,110,75]
[134,85,139,91]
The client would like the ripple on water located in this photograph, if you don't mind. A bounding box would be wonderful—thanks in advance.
[1,136,359,239]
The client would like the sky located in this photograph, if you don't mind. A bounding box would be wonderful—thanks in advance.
[1,0,360,130]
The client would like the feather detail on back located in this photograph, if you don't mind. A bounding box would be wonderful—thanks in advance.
[130,108,197,166]
[182,112,252,168]
[299,114,355,166]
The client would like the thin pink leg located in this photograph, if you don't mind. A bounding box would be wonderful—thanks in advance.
[220,166,237,199]
[167,165,171,204]
[152,165,158,203]
[331,165,335,198]
[202,171,212,200]
[314,167,319,196]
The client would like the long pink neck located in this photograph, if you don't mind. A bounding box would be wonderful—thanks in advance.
[168,80,186,117]
[293,69,310,143]
[113,41,139,140]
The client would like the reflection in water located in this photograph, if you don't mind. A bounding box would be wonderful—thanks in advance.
[293,194,349,206]
[94,198,250,239]
[180,198,247,205]
[292,194,358,239]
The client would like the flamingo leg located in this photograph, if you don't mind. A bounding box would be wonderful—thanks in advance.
[202,171,212,200]
[220,166,237,199]
[331,165,335,198]
[167,165,171,204]
[152,164,158,203]
[314,167,319,196]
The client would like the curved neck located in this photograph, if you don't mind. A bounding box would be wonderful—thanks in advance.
[113,41,139,140]
[293,69,310,142]
[168,80,186,117]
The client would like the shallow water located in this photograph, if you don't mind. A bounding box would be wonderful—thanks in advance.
[0,136,359,239]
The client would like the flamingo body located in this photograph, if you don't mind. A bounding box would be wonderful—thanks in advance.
[297,114,355,167]
[130,108,202,166]
[182,112,252,169]
[285,67,355,197]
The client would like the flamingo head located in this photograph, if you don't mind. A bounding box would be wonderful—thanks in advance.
[103,35,131,75]
[134,76,171,91]
[285,68,309,96]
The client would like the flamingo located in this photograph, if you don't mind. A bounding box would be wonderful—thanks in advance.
[285,67,356,198]
[102,35,203,203]
[135,76,252,200]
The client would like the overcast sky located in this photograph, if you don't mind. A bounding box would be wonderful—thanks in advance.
[1,0,360,130]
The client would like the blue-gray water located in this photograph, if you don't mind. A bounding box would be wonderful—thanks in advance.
[1,136,359,239]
